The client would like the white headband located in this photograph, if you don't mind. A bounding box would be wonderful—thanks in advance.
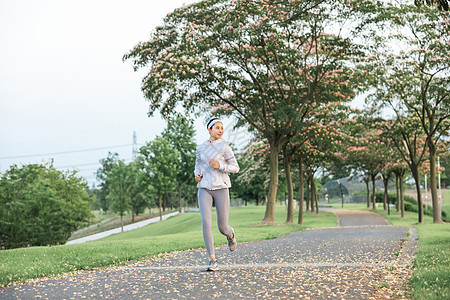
[207,118,222,129]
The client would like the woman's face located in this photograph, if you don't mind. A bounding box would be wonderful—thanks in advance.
[208,122,224,141]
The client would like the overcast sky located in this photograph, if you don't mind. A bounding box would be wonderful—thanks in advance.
[0,0,232,185]
[0,0,368,188]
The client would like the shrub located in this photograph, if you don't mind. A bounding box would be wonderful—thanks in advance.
[375,191,447,221]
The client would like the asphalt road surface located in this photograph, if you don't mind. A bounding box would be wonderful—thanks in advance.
[1,210,417,299]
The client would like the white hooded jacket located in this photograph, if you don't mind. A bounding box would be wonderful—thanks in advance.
[194,139,239,190]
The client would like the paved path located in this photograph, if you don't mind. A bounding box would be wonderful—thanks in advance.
[333,209,390,227]
[66,212,180,245]
[1,210,417,299]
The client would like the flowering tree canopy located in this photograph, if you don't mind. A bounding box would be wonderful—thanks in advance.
[370,3,449,222]
[124,0,381,222]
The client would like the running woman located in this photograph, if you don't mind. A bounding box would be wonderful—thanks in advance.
[194,118,239,271]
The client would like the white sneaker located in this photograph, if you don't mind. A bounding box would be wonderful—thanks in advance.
[206,259,219,272]
[227,231,237,252]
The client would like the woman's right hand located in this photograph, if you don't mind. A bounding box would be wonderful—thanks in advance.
[195,173,202,182]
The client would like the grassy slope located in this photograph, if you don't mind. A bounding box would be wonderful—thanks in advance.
[0,206,336,287]
[69,209,169,241]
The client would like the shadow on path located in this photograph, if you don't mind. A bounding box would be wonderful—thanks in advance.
[0,210,417,299]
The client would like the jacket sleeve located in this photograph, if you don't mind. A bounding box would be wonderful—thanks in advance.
[194,146,201,175]
[219,145,240,174]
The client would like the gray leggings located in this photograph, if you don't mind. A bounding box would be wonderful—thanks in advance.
[198,188,234,257]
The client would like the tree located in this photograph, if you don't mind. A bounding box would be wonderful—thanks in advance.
[0,162,93,249]
[162,115,197,213]
[380,117,428,222]
[96,152,119,213]
[107,160,132,232]
[373,3,449,222]
[415,0,449,11]
[392,164,408,218]
[304,159,320,214]
[139,137,180,220]
[282,143,295,223]
[376,135,398,212]
[124,0,374,223]
[291,104,353,223]
[127,159,149,222]
[297,154,306,224]
[345,116,384,210]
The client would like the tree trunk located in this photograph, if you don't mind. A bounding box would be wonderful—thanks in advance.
[313,180,319,214]
[305,177,310,212]
[297,156,304,225]
[120,213,124,232]
[310,179,314,212]
[132,211,135,223]
[411,164,423,223]
[283,146,294,224]
[382,173,389,211]
[163,193,166,212]
[178,183,183,214]
[428,144,442,223]
[263,140,280,224]
[365,177,370,208]
[396,175,400,213]
[400,173,405,218]
[159,193,162,221]
[371,173,376,210]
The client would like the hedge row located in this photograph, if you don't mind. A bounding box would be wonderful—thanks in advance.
[374,191,448,222]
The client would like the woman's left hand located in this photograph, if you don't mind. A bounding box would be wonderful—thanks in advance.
[209,159,220,169]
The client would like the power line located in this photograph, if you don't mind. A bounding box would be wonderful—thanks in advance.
[56,162,101,169]
[0,144,133,160]
[55,158,134,169]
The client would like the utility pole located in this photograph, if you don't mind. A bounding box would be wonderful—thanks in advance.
[132,131,138,160]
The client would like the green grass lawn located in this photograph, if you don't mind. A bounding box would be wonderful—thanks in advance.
[343,199,449,299]
[0,205,336,287]
[409,223,449,299]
